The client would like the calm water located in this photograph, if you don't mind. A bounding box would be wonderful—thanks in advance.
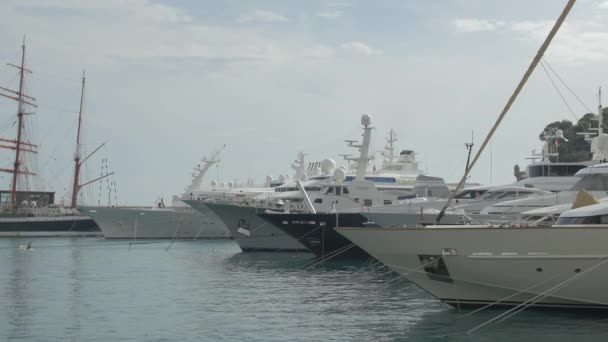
[1,238,608,341]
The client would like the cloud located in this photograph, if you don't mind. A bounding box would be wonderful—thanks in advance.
[340,41,382,56]
[237,9,288,23]
[450,13,608,63]
[453,18,505,33]
[327,2,351,8]
[14,0,192,24]
[600,1,608,9]
[317,10,342,19]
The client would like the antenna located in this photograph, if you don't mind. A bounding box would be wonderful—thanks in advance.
[464,131,474,173]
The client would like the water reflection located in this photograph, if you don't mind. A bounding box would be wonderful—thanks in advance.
[5,238,35,340]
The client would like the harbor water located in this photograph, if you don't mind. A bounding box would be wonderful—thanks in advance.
[1,238,608,341]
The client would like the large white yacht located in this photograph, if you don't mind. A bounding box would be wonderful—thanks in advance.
[185,115,428,252]
[336,198,608,309]
[82,151,230,239]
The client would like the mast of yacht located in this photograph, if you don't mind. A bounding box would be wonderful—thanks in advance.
[341,115,374,180]
[0,38,38,209]
[70,72,86,208]
[435,0,576,223]
[386,129,397,166]
[68,73,114,208]
[599,87,603,135]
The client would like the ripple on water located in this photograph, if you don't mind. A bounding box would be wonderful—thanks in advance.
[2,238,608,341]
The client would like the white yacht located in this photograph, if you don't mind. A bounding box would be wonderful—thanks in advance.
[336,199,608,309]
[361,185,553,227]
[185,115,428,252]
[482,162,608,216]
[82,151,230,239]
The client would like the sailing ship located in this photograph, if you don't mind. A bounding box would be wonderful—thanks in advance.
[0,40,102,236]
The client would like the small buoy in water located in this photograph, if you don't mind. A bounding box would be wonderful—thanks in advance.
[19,242,34,251]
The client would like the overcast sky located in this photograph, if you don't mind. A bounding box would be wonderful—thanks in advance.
[0,0,607,205]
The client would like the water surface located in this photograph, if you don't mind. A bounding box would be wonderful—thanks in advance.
[1,238,607,341]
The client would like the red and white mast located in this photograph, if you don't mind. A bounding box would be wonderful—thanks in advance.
[0,37,38,208]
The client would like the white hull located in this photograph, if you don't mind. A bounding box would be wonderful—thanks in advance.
[185,200,309,252]
[362,212,516,227]
[81,206,230,239]
[337,226,608,309]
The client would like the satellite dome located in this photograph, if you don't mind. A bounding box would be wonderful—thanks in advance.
[210,180,218,188]
[311,166,322,176]
[266,175,273,183]
[220,181,226,189]
[279,174,286,182]
[361,114,372,127]
[320,159,336,174]
[333,168,346,180]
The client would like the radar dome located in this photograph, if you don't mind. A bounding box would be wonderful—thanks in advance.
[210,180,218,188]
[333,168,346,180]
[320,159,336,174]
[311,166,322,176]
[266,175,273,184]
[279,174,286,182]
[220,181,226,189]
[361,114,372,127]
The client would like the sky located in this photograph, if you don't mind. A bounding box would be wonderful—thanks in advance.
[0,0,608,205]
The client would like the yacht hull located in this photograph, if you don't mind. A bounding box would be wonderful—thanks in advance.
[185,201,309,252]
[81,206,229,239]
[0,215,101,237]
[336,226,608,309]
[258,213,371,257]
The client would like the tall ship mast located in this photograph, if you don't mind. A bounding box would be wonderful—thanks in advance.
[0,38,39,209]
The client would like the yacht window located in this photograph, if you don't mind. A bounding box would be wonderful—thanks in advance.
[455,190,473,199]
[481,192,504,200]
[496,192,516,200]
[354,198,360,203]
[570,174,608,192]
[384,200,392,205]
[327,187,334,194]
[557,216,601,225]
[314,198,323,203]
[343,188,350,195]
[529,164,588,177]
[363,199,373,207]
[601,215,608,224]
[455,190,485,199]
[336,187,342,196]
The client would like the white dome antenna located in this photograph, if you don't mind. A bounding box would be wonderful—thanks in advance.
[361,114,372,127]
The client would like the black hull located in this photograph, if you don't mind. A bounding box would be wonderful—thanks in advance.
[0,217,101,236]
[257,213,371,258]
